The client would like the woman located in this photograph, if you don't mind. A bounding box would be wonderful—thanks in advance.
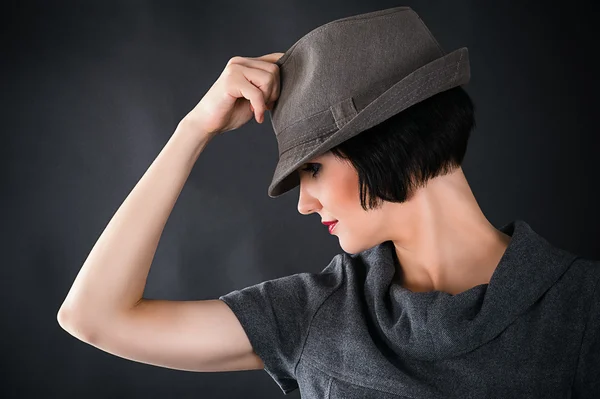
[58,6,599,398]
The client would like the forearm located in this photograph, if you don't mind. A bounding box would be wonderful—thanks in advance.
[58,121,212,329]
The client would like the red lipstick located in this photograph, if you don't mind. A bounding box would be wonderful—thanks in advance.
[322,220,338,234]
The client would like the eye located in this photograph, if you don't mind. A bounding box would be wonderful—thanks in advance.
[300,163,321,178]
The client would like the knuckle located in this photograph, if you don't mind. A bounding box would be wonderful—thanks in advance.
[262,77,274,91]
[223,62,239,76]
[226,56,244,67]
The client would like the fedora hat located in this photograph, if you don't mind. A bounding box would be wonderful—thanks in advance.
[267,5,470,198]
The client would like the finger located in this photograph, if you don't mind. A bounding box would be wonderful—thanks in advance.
[239,67,275,121]
[228,55,282,74]
[257,54,284,104]
[233,76,268,124]
[254,52,286,63]
[245,61,280,109]
[227,56,282,105]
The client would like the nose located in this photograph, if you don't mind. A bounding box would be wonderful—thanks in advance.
[297,179,321,216]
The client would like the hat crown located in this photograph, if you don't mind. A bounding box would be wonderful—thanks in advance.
[271,7,445,147]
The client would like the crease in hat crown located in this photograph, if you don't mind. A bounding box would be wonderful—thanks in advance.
[267,6,470,198]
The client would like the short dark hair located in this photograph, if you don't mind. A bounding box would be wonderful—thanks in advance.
[329,86,476,211]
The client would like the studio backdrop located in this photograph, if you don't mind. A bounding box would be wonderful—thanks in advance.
[2,0,598,398]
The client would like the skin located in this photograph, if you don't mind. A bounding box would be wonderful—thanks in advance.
[297,151,512,296]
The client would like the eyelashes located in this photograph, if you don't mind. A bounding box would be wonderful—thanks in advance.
[301,163,321,177]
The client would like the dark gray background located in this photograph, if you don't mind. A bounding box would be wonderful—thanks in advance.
[2,0,598,398]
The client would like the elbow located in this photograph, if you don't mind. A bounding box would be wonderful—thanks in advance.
[57,306,75,331]
[57,306,97,343]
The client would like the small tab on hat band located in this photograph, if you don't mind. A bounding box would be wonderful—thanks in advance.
[330,97,358,130]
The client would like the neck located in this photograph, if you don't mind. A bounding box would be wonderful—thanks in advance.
[386,167,512,295]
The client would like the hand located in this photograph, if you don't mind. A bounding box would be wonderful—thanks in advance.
[180,52,284,138]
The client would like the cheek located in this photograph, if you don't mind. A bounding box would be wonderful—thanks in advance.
[330,174,362,214]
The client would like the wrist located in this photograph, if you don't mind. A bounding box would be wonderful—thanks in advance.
[176,118,216,143]
[171,121,214,163]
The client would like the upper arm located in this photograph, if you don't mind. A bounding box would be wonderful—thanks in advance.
[59,299,264,372]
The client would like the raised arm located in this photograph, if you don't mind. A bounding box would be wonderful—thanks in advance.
[57,53,283,372]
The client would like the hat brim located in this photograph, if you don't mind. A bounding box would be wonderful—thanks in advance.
[267,47,470,198]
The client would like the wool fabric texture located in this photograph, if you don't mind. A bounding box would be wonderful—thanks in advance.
[219,220,600,398]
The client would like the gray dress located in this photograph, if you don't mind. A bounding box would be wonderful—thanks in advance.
[219,220,600,398]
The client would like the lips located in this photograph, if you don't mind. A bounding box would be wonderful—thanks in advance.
[321,220,338,233]
[327,222,338,233]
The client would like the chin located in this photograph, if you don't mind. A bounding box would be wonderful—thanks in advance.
[339,239,378,255]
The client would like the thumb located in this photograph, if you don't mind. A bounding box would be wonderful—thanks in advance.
[257,52,285,62]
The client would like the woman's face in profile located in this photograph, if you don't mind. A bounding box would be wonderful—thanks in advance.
[296,151,395,254]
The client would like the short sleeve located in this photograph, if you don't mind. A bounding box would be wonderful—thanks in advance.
[572,270,600,398]
[218,254,345,394]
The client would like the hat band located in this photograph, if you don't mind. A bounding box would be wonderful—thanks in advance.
[276,98,355,155]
